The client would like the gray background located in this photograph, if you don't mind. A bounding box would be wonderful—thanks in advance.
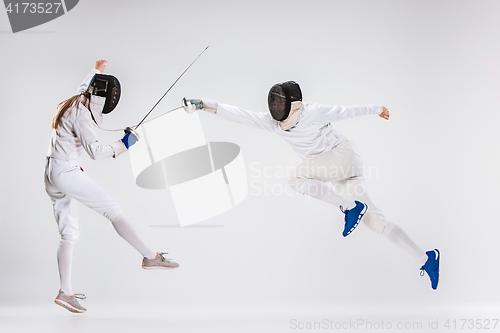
[1,0,499,332]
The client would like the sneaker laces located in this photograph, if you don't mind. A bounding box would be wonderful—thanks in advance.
[420,261,432,277]
[157,252,173,261]
[74,294,86,301]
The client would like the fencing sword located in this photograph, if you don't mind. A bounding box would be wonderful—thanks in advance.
[97,106,183,132]
[101,46,210,134]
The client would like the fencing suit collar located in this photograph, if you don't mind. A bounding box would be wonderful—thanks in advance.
[279,101,303,131]
[88,96,105,127]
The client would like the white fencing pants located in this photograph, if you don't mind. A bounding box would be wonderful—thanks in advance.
[288,141,388,234]
[44,157,123,241]
[45,157,156,294]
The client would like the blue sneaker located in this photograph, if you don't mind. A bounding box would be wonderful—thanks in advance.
[341,201,367,237]
[420,249,440,290]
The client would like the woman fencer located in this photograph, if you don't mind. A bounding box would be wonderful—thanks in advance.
[45,60,179,313]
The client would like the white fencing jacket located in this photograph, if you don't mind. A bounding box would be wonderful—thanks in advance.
[47,69,127,163]
[203,99,382,161]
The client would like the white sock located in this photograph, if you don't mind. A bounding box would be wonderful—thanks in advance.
[111,215,156,258]
[382,222,427,265]
[57,239,74,295]
[299,179,356,210]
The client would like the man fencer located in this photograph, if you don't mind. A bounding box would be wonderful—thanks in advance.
[183,81,440,290]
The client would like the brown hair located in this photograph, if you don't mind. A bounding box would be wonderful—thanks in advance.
[52,92,91,130]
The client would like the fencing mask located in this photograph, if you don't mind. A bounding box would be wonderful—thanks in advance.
[268,81,302,121]
[87,74,121,114]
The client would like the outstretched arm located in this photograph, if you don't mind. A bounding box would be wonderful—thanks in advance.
[316,103,383,123]
[216,103,276,131]
[184,98,276,132]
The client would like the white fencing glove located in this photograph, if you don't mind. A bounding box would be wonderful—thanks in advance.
[182,98,217,114]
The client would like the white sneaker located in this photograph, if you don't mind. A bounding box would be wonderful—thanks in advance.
[142,252,179,270]
[54,290,87,313]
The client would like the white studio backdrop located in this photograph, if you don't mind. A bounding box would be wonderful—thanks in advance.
[0,0,499,325]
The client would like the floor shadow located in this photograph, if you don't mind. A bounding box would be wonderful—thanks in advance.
[149,225,225,228]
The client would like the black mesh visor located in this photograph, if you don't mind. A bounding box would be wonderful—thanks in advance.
[90,74,121,114]
[268,81,302,121]
[92,75,108,96]
[268,85,287,121]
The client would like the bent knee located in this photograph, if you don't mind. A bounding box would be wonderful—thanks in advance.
[107,209,124,223]
[61,234,78,243]
[361,211,388,234]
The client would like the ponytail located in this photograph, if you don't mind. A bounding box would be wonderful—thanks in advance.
[52,92,91,130]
